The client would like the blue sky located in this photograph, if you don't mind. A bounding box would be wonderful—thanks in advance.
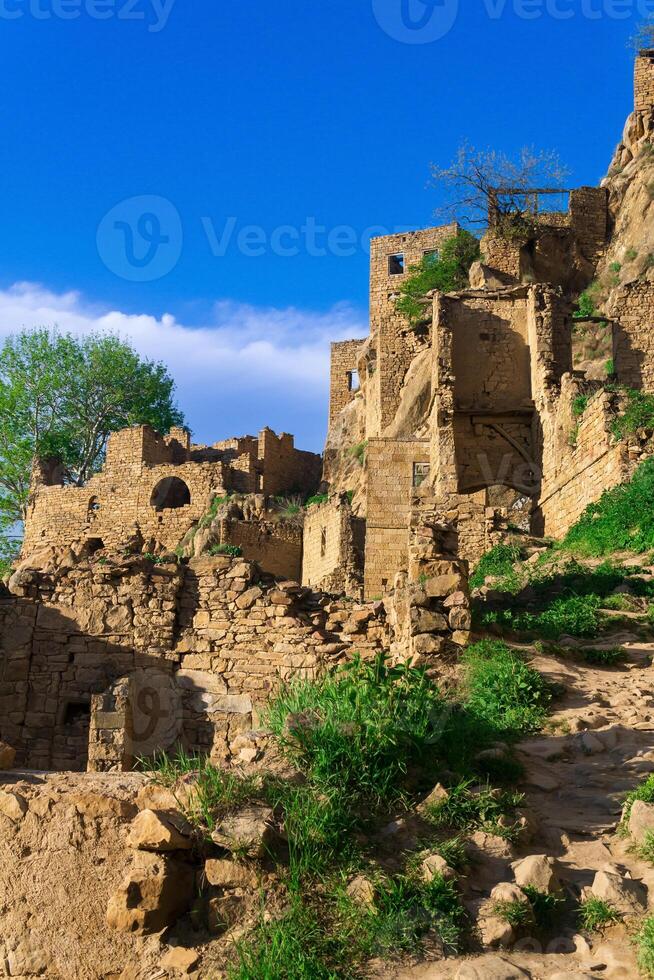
[0,0,648,451]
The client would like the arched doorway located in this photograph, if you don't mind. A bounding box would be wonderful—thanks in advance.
[150,477,191,511]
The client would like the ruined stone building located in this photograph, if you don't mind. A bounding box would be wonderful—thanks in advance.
[315,50,654,599]
[1,51,653,773]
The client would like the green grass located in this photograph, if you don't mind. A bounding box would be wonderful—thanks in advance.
[580,647,626,667]
[521,887,564,930]
[228,901,340,980]
[348,442,367,465]
[611,390,654,441]
[470,543,521,590]
[198,493,232,528]
[208,543,243,557]
[578,896,620,931]
[431,837,467,872]
[306,494,329,507]
[138,747,258,831]
[562,458,654,557]
[461,639,552,738]
[347,874,466,957]
[266,655,447,810]
[492,899,531,928]
[423,779,524,839]
[638,831,654,865]
[572,394,590,418]
[636,915,654,977]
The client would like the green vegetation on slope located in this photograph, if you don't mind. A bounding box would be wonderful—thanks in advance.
[142,644,552,978]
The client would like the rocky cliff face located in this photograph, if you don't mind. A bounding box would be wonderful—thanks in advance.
[599,104,654,313]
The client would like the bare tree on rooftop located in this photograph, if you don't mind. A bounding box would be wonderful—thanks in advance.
[632,19,654,51]
[430,142,570,236]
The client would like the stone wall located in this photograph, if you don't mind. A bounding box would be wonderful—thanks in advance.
[611,280,654,390]
[535,381,654,539]
[221,519,303,582]
[301,493,365,596]
[329,339,366,428]
[635,51,654,113]
[364,438,431,599]
[0,543,471,771]
[22,425,321,560]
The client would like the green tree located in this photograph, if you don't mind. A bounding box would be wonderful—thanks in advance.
[395,231,481,325]
[0,329,184,533]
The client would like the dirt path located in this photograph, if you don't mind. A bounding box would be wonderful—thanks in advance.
[397,627,654,979]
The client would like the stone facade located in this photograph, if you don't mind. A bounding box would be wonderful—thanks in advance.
[329,339,366,428]
[635,50,654,113]
[22,425,321,559]
[301,493,365,597]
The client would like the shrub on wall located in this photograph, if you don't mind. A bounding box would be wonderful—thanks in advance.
[395,231,481,326]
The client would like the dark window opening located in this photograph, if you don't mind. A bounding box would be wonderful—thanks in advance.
[63,699,90,728]
[388,253,405,276]
[320,528,327,558]
[347,370,360,392]
[87,537,105,554]
[413,462,431,488]
[150,477,191,511]
[88,496,101,522]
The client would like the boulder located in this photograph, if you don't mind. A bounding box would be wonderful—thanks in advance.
[0,790,27,823]
[418,782,449,814]
[212,804,276,858]
[629,799,654,844]
[127,809,193,852]
[490,882,530,906]
[464,833,516,893]
[588,869,647,917]
[410,608,449,633]
[477,912,515,949]
[346,875,376,907]
[512,854,560,894]
[420,853,456,883]
[161,947,200,974]
[106,852,195,934]
[0,741,16,770]
[205,858,258,889]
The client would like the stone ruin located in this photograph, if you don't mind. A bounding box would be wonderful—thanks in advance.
[2,51,654,775]
[319,52,654,600]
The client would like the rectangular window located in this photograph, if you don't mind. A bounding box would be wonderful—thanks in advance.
[347,370,360,392]
[388,253,405,276]
[320,528,327,558]
[413,462,431,488]
[424,249,440,264]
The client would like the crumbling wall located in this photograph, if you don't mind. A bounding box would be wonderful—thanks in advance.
[534,381,654,538]
[220,519,303,582]
[369,225,458,433]
[610,281,654,390]
[635,50,654,114]
[22,425,321,560]
[301,493,365,596]
[329,339,366,428]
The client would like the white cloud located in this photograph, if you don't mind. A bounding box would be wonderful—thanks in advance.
[0,282,368,451]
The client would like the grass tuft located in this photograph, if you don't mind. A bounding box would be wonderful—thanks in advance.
[578,896,620,931]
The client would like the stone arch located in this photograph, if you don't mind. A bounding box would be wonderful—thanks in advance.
[150,477,191,511]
